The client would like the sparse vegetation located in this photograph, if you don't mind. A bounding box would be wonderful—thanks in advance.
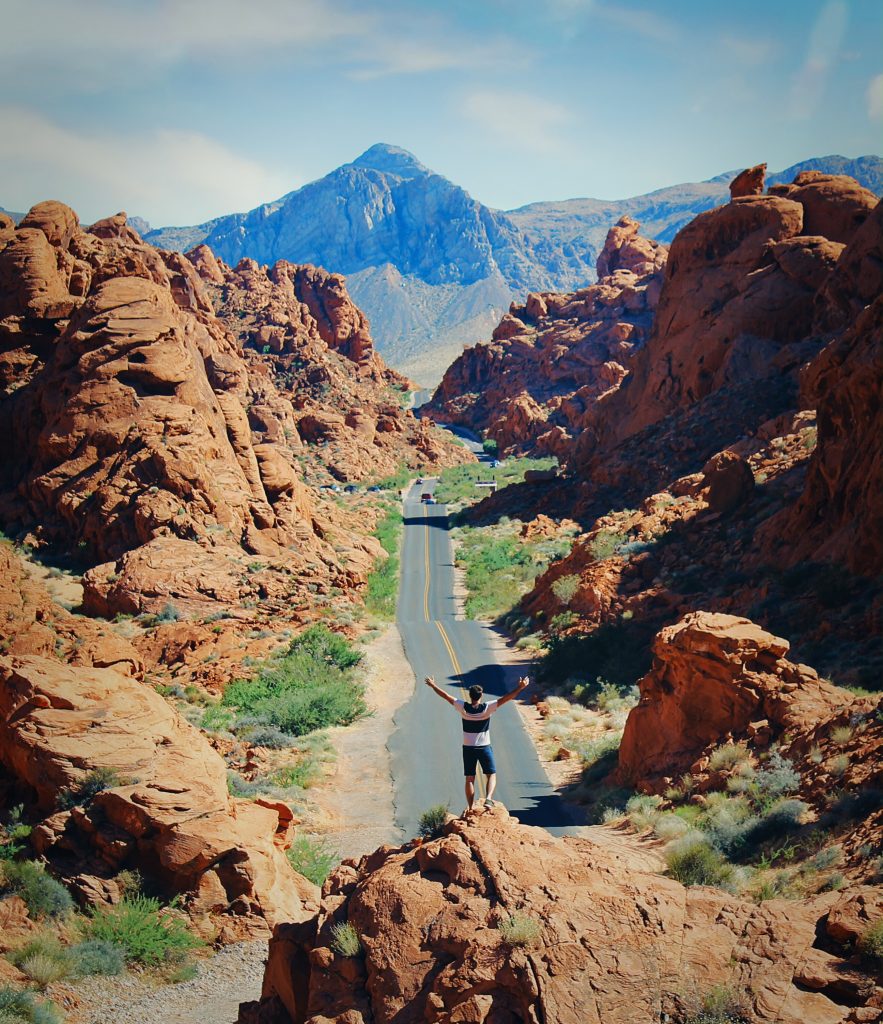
[83,895,202,966]
[0,986,62,1024]
[497,911,541,947]
[0,861,73,920]
[417,804,449,840]
[680,983,749,1023]
[708,743,750,772]
[433,456,557,509]
[665,836,733,888]
[365,507,402,620]
[57,766,122,810]
[858,918,883,966]
[0,806,32,860]
[221,625,366,738]
[329,921,362,957]
[551,573,580,606]
[286,834,338,886]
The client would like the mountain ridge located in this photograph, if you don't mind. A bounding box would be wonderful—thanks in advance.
[138,147,882,383]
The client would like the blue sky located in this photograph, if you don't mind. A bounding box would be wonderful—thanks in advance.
[2,0,881,225]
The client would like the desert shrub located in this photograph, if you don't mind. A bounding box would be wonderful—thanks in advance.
[830,724,853,745]
[550,610,578,632]
[551,574,580,606]
[498,912,541,947]
[68,940,126,977]
[708,744,749,772]
[200,704,235,733]
[83,895,202,966]
[830,753,850,777]
[858,919,883,965]
[57,766,122,810]
[0,987,62,1024]
[329,921,361,957]
[16,954,69,989]
[806,846,843,872]
[365,511,402,620]
[223,639,366,738]
[654,813,690,841]
[156,601,182,623]
[482,438,498,457]
[233,719,296,748]
[0,807,31,861]
[286,835,337,886]
[418,804,449,840]
[270,759,321,790]
[1,862,73,920]
[665,836,732,887]
[588,529,629,561]
[626,794,663,831]
[682,983,749,1023]
[752,752,800,807]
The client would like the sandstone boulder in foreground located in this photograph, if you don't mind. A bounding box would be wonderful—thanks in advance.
[0,654,317,939]
[239,806,880,1023]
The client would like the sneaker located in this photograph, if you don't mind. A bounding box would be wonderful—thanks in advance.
[483,798,495,809]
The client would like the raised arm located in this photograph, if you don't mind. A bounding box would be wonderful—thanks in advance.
[495,675,529,708]
[424,676,457,705]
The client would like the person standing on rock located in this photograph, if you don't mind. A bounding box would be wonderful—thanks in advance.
[424,675,530,811]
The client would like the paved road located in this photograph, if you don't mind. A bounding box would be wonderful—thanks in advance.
[390,478,580,836]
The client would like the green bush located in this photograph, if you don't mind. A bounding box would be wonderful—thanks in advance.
[16,954,68,989]
[83,896,202,966]
[551,574,580,606]
[708,744,749,772]
[287,624,362,670]
[540,620,657,692]
[200,703,235,733]
[665,837,732,887]
[859,919,883,965]
[418,804,449,840]
[156,601,182,623]
[0,987,62,1024]
[0,807,31,861]
[57,766,122,810]
[682,983,749,1023]
[222,636,366,739]
[286,834,338,886]
[1,862,73,920]
[329,921,362,958]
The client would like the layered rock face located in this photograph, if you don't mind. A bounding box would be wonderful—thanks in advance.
[570,172,879,497]
[426,216,667,455]
[239,807,881,1024]
[0,201,466,620]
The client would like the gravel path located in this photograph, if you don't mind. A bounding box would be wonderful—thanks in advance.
[65,940,267,1024]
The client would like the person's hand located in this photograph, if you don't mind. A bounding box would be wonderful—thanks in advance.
[518,676,530,690]
[424,676,435,686]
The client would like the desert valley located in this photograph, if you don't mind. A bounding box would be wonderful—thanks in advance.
[2,3,883,1024]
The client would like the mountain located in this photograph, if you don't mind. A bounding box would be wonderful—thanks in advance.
[145,149,882,384]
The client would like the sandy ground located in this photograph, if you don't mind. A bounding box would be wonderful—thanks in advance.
[310,623,414,860]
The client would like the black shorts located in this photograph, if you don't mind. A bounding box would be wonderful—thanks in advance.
[462,745,496,777]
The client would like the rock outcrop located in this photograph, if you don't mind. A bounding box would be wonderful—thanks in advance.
[0,201,467,622]
[0,653,316,939]
[426,217,666,454]
[239,807,882,1024]
[617,612,856,786]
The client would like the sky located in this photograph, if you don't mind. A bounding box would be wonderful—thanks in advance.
[1,0,881,226]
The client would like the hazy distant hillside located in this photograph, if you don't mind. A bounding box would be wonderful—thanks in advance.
[145,150,882,385]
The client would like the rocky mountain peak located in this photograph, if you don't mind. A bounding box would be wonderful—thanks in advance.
[349,143,429,180]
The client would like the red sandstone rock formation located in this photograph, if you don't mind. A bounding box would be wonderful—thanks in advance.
[426,217,666,455]
[617,612,855,786]
[239,807,882,1023]
[729,162,767,198]
[0,652,317,939]
[0,202,468,621]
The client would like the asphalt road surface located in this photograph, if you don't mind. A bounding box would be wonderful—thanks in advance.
[390,478,580,836]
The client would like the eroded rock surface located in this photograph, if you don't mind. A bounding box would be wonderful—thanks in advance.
[239,807,881,1024]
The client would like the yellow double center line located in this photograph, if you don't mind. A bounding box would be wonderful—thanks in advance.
[422,501,484,797]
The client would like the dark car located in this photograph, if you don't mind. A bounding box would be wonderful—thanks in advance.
[367,485,382,492]
[344,484,358,493]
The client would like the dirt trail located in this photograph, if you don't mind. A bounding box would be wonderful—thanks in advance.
[311,623,414,860]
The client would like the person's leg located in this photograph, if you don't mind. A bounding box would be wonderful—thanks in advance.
[485,773,497,802]
[464,776,476,809]
[463,746,478,810]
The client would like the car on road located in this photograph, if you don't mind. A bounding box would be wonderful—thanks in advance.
[367,485,382,492]
[416,477,423,484]
[420,492,433,503]
[344,484,358,493]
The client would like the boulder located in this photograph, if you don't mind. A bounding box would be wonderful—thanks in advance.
[729,163,767,198]
[239,808,880,1023]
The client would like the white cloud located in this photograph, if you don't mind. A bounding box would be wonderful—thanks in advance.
[0,107,292,225]
[460,90,574,156]
[868,74,883,122]
[349,34,524,80]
